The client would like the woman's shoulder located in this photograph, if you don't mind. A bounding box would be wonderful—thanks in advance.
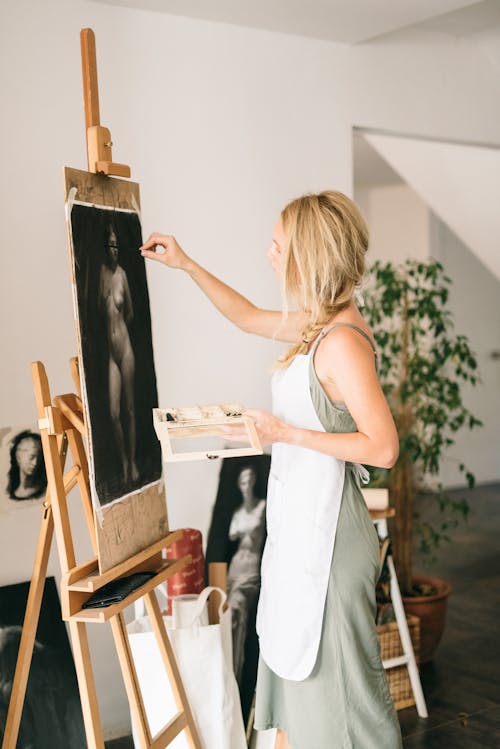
[312,316,377,387]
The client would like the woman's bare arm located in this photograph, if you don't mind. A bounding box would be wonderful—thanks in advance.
[242,329,399,469]
[140,232,308,342]
[186,258,308,340]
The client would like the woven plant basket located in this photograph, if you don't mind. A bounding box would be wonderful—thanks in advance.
[377,614,420,711]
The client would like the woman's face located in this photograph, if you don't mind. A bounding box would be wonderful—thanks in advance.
[267,216,286,279]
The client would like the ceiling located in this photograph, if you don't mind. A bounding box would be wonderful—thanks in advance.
[93,0,481,44]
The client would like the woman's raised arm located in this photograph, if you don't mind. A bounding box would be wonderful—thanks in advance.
[140,232,308,342]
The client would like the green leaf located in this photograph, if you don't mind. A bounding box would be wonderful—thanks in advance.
[364,257,482,567]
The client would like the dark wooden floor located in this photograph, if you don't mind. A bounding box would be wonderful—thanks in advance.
[398,482,500,747]
[106,482,500,749]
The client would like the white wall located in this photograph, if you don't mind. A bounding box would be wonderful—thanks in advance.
[429,214,500,487]
[354,183,430,263]
[1,0,500,738]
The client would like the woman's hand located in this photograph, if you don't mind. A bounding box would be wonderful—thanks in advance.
[222,408,288,447]
[140,233,192,271]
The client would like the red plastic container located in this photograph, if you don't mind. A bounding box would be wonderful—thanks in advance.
[165,528,205,615]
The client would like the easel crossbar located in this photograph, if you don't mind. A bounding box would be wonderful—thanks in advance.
[151,713,189,749]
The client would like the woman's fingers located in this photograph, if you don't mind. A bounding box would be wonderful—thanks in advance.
[140,248,164,263]
[140,232,170,252]
[139,232,188,270]
[243,408,264,423]
[140,233,175,266]
[220,425,248,441]
[242,408,285,446]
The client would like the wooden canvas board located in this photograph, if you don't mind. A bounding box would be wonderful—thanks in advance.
[64,167,168,572]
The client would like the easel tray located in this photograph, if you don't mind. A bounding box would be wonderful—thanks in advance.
[60,529,191,622]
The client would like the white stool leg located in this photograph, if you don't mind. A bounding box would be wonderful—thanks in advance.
[387,555,428,717]
[375,519,428,719]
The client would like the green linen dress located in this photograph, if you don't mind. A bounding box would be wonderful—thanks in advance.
[253,324,403,749]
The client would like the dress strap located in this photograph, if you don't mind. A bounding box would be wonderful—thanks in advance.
[310,323,378,360]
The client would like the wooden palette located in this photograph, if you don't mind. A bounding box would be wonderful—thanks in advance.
[153,403,263,462]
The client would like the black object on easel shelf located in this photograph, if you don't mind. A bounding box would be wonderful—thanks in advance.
[82,572,156,608]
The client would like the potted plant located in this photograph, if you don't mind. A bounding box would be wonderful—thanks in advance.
[363,259,482,661]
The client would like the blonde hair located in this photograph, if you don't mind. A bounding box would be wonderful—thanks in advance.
[275,190,369,369]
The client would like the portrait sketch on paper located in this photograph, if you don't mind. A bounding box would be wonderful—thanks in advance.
[0,577,86,749]
[206,454,270,724]
[68,202,162,508]
[0,426,47,512]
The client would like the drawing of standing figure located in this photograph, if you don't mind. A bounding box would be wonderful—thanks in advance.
[99,223,139,485]
[227,465,266,685]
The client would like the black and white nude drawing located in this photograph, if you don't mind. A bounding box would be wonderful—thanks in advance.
[206,454,270,724]
[69,204,162,507]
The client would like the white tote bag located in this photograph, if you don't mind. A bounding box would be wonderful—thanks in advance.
[127,586,247,749]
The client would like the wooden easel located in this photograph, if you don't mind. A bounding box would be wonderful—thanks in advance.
[3,361,202,749]
[2,28,202,749]
[80,27,130,178]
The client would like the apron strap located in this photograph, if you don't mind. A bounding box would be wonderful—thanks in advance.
[347,461,371,484]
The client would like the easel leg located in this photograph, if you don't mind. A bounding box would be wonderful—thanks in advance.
[69,620,106,749]
[144,592,203,749]
[110,613,152,749]
[2,506,54,749]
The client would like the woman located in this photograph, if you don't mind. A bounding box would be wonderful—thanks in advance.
[7,430,46,501]
[226,465,266,686]
[140,190,403,748]
[99,223,139,485]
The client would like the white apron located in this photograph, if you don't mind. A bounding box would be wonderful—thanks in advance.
[255,349,368,681]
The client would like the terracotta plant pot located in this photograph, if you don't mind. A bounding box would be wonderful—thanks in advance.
[402,575,452,663]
